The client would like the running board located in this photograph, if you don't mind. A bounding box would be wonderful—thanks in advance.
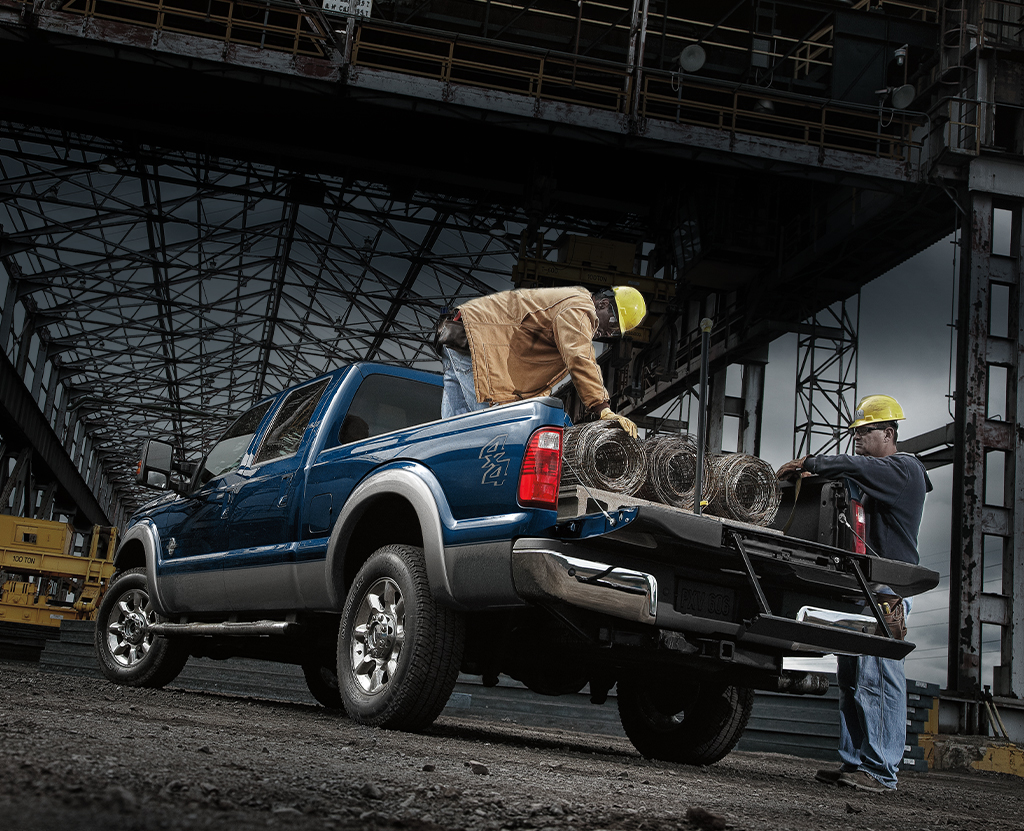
[147,621,299,637]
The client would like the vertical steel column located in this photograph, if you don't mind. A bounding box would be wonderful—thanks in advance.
[0,271,17,354]
[949,192,1023,706]
[707,367,727,454]
[738,360,766,457]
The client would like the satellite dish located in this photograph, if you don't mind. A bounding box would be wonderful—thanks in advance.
[891,84,915,110]
[679,44,706,73]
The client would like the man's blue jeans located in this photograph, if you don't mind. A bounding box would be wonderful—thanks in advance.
[836,598,912,789]
[441,347,488,418]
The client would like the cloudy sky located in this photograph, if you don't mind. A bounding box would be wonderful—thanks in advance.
[755,222,1010,689]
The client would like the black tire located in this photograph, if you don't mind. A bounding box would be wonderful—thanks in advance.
[338,544,465,730]
[302,660,344,709]
[617,676,754,765]
[94,567,189,688]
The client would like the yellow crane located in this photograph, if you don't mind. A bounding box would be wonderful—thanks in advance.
[0,515,116,627]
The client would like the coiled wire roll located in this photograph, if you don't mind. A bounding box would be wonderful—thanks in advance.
[639,433,719,511]
[707,453,781,526]
[561,421,648,495]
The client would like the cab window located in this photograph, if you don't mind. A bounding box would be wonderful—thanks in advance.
[195,400,274,486]
[336,375,442,445]
[254,378,331,465]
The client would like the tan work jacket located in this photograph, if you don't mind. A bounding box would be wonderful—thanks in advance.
[458,287,610,413]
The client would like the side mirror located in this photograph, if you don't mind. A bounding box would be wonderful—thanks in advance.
[136,439,173,489]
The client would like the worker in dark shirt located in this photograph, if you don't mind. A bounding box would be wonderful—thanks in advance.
[777,394,932,793]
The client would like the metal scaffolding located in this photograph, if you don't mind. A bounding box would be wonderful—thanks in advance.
[793,296,860,459]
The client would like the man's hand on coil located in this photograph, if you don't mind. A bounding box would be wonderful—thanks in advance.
[599,408,638,439]
[776,456,810,481]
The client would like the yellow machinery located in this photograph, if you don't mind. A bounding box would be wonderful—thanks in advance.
[0,515,117,627]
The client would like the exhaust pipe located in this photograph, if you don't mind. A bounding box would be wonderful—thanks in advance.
[768,670,831,696]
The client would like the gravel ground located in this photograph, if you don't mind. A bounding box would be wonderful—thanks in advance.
[1,659,1020,831]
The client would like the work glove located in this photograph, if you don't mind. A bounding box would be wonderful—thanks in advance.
[599,408,638,439]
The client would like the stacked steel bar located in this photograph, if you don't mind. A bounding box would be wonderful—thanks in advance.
[640,433,718,511]
[561,421,647,495]
[707,453,781,526]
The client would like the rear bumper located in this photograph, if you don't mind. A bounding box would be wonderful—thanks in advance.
[511,538,914,661]
[511,542,657,623]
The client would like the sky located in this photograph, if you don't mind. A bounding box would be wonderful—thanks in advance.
[755,223,1010,690]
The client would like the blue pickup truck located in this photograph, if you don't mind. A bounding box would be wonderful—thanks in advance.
[96,362,938,764]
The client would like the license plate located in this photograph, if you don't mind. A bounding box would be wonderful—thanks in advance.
[674,580,736,620]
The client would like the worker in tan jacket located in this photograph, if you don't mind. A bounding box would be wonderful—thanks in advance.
[437,286,645,436]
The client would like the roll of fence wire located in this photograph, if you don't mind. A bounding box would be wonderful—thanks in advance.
[640,433,719,511]
[562,421,648,495]
[707,453,781,526]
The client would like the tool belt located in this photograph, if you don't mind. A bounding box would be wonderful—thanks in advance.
[435,310,469,355]
[875,593,907,640]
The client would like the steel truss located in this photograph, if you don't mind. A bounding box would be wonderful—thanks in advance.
[793,296,859,459]
[0,122,651,523]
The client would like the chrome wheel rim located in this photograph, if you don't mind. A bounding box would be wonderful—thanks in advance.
[349,577,405,695]
[104,587,157,668]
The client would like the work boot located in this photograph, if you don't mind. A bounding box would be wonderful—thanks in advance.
[814,768,844,785]
[838,770,888,793]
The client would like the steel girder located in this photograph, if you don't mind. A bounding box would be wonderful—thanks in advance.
[0,122,649,521]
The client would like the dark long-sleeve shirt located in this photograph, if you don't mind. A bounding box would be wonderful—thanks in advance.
[803,452,932,565]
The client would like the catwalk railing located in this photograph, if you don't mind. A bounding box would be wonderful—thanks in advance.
[18,1,928,169]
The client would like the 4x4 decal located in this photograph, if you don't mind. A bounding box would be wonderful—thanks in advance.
[479,434,510,486]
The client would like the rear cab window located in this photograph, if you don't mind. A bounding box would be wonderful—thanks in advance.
[329,373,443,448]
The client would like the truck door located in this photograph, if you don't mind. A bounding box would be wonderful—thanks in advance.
[222,377,332,610]
[155,399,274,612]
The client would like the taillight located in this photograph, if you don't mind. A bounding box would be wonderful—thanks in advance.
[518,428,563,509]
[851,500,866,554]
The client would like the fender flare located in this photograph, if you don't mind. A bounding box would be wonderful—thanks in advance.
[324,462,457,608]
[112,519,172,616]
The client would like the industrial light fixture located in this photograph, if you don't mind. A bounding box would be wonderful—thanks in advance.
[487,220,507,237]
[895,44,908,66]
[96,156,120,173]
[753,98,776,114]
[876,84,916,110]
[678,44,706,73]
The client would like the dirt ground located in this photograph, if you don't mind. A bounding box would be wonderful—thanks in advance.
[1,659,1020,831]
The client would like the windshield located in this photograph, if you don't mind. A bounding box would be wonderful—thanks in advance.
[193,400,273,487]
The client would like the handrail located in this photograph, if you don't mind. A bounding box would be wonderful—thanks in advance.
[351,22,633,114]
[21,3,927,169]
[641,71,925,164]
[57,0,335,58]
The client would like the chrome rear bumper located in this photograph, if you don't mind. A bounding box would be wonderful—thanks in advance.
[511,542,657,623]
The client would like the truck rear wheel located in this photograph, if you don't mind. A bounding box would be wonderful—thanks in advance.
[617,676,754,765]
[338,544,465,730]
[94,567,189,688]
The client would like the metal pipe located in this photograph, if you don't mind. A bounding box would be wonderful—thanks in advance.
[693,317,713,515]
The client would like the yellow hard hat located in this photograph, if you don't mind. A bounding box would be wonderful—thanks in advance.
[850,394,906,429]
[611,286,646,334]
